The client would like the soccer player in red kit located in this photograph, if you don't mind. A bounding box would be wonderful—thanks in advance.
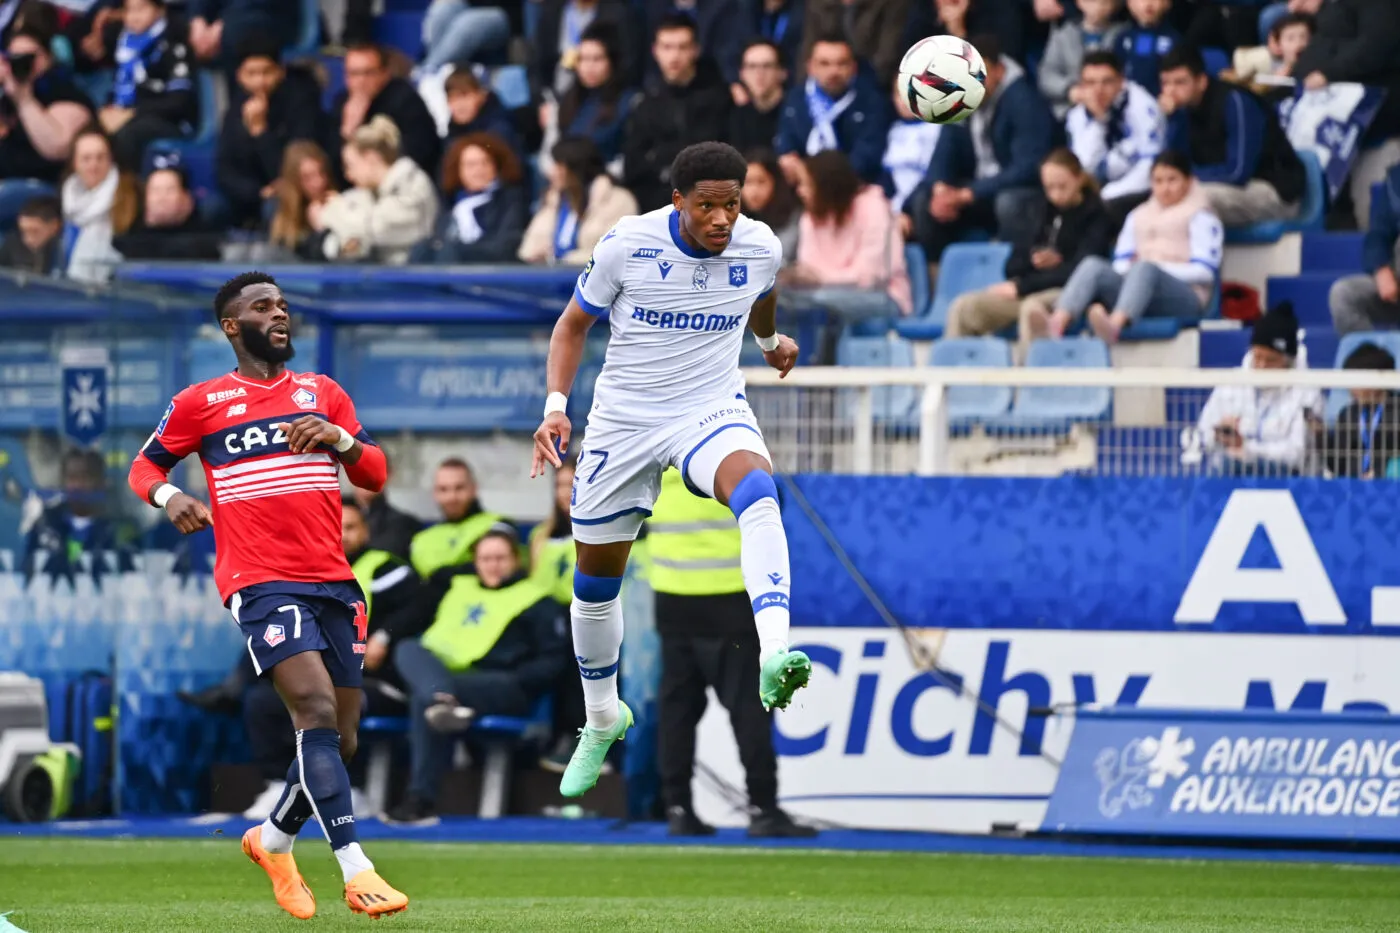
[128,272,408,920]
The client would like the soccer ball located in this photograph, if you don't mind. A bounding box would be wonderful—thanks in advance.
[897,35,987,125]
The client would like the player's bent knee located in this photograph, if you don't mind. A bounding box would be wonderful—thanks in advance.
[286,693,338,732]
[574,568,623,603]
[728,469,778,519]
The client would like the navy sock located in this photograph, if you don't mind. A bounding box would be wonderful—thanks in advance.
[296,727,359,850]
[267,762,315,836]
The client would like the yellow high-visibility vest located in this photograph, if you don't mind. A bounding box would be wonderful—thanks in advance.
[528,524,575,605]
[410,512,504,577]
[646,469,744,596]
[349,548,396,620]
[420,575,546,671]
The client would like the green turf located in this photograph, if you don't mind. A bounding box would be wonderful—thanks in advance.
[3,838,1400,932]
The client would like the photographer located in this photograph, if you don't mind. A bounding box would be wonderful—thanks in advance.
[0,28,94,183]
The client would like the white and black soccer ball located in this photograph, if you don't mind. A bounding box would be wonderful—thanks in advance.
[897,35,988,125]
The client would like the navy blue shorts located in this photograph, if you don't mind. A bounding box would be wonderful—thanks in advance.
[229,580,367,688]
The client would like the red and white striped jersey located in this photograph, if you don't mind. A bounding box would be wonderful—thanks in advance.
[130,369,382,601]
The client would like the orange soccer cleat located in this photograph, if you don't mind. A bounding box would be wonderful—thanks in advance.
[242,826,317,920]
[344,869,409,919]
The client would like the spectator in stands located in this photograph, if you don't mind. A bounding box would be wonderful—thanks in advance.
[98,0,197,173]
[350,453,422,562]
[411,457,507,578]
[215,36,322,229]
[520,135,637,264]
[267,140,340,261]
[1039,0,1126,119]
[386,525,568,824]
[0,194,61,273]
[1114,0,1181,95]
[1033,150,1222,344]
[1066,50,1164,228]
[622,14,731,211]
[646,0,747,88]
[881,72,942,220]
[905,34,1056,273]
[528,456,576,607]
[443,67,521,158]
[1159,44,1305,228]
[1290,0,1400,228]
[187,0,298,67]
[415,132,527,263]
[741,149,801,260]
[22,447,134,587]
[1228,12,1312,89]
[946,149,1114,346]
[729,39,788,155]
[785,149,912,315]
[533,0,640,99]
[111,157,222,258]
[419,0,511,76]
[541,22,631,170]
[330,43,440,186]
[1192,302,1320,476]
[749,0,803,86]
[1327,343,1400,480]
[901,0,1028,83]
[775,34,888,186]
[62,127,133,282]
[0,27,94,183]
[1330,163,1400,336]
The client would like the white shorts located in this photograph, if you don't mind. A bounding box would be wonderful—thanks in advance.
[570,394,772,544]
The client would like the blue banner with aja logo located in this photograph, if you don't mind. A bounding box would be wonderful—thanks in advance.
[1041,708,1400,841]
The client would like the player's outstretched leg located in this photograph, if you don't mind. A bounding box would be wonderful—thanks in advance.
[726,467,811,711]
[243,779,317,919]
[561,567,633,797]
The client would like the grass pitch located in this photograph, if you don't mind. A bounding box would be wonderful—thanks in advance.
[3,837,1399,932]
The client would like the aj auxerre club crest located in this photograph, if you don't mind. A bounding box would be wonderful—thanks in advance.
[692,264,710,291]
[729,264,748,287]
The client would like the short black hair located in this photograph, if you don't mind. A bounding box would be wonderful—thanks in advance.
[742,37,785,69]
[341,497,365,515]
[1080,49,1123,74]
[214,271,278,321]
[1152,149,1194,177]
[437,456,475,478]
[671,141,747,196]
[235,34,282,68]
[808,31,852,55]
[1159,44,1206,78]
[1270,11,1314,40]
[653,12,697,42]
[1345,342,1397,372]
[61,446,105,480]
[970,33,1001,66]
[18,195,60,223]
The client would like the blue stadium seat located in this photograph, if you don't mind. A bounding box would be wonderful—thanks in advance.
[928,337,1013,423]
[836,334,919,428]
[1302,232,1364,272]
[1325,331,1400,423]
[1266,273,1339,328]
[905,242,931,319]
[1202,47,1230,77]
[288,0,320,56]
[895,242,1012,340]
[999,337,1113,429]
[0,179,56,231]
[491,65,531,110]
[373,12,425,61]
[1226,149,1327,244]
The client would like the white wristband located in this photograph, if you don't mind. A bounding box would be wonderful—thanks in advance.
[153,484,181,509]
[333,426,356,453]
[544,392,568,416]
[755,332,780,352]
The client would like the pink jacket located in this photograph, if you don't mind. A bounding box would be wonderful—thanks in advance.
[796,185,913,315]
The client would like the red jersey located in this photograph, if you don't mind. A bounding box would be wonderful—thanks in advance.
[129,369,387,601]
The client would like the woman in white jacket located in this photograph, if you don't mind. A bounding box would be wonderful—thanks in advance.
[62,128,133,283]
[1188,302,1324,476]
[320,115,439,265]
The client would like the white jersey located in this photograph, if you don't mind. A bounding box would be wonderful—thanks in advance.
[572,207,784,426]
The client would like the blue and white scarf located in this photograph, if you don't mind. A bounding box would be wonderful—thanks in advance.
[451,184,497,244]
[803,78,855,155]
[553,199,580,259]
[113,17,165,108]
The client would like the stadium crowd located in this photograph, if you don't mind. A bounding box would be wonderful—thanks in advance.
[0,0,1397,338]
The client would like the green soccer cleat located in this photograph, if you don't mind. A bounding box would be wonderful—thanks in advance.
[760,649,812,712]
[559,701,634,798]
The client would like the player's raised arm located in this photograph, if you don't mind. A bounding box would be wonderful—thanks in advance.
[128,393,213,534]
[750,287,799,379]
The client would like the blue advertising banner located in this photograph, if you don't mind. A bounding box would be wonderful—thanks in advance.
[785,477,1400,633]
[1282,83,1388,202]
[1041,708,1400,841]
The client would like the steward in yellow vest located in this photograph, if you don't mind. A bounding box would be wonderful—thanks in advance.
[410,459,506,578]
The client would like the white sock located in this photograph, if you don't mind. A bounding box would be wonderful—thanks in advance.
[737,496,791,665]
[259,819,295,854]
[571,596,623,730]
[334,841,374,883]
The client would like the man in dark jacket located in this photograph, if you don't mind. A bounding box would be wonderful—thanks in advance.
[1331,163,1400,336]
[622,14,732,211]
[111,159,223,259]
[751,0,803,87]
[1160,44,1304,228]
[443,67,521,158]
[216,36,323,228]
[729,38,788,153]
[906,34,1058,266]
[99,0,197,172]
[386,525,568,823]
[646,0,747,86]
[806,0,910,89]
[1327,343,1400,480]
[0,195,61,274]
[0,28,94,184]
[1290,0,1400,228]
[775,33,889,185]
[22,447,135,587]
[328,43,439,187]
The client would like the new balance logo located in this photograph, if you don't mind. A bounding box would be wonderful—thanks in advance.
[657,260,673,279]
[225,403,247,418]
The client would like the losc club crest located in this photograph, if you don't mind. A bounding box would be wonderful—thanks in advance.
[263,623,286,647]
[291,388,317,410]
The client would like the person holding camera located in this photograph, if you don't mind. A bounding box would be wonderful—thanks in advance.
[0,27,94,183]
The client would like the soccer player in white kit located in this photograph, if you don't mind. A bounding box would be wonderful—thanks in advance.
[530,141,812,797]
